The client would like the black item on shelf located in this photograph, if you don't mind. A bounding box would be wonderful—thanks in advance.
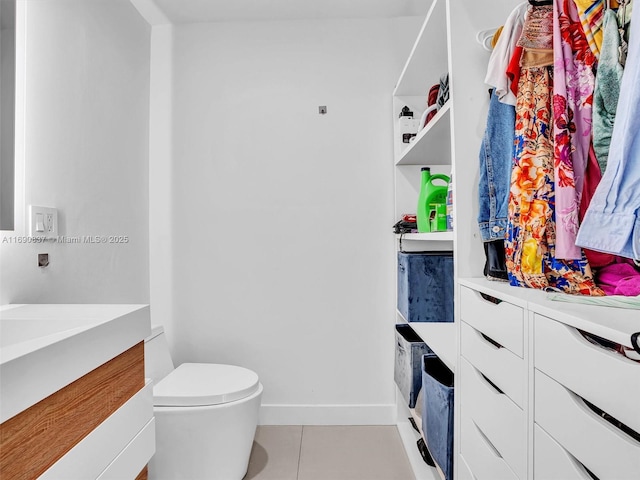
[399,105,414,118]
[416,437,436,467]
[393,219,417,234]
[409,416,420,433]
[422,354,455,480]
[436,73,450,108]
[483,240,509,282]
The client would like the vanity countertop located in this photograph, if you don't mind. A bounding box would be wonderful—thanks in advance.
[0,304,150,423]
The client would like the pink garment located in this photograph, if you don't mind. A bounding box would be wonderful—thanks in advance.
[596,259,640,296]
[552,0,597,259]
[579,145,617,268]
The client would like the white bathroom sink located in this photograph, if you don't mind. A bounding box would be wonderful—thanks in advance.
[0,304,150,423]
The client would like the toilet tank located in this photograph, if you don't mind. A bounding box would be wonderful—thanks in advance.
[144,325,175,385]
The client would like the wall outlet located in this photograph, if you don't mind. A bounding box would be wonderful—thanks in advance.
[30,206,58,238]
[38,253,49,267]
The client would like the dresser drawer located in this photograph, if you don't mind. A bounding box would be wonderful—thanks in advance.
[460,409,518,480]
[534,313,640,433]
[533,424,591,480]
[535,369,640,480]
[460,286,524,357]
[461,358,526,479]
[458,454,476,480]
[461,321,525,408]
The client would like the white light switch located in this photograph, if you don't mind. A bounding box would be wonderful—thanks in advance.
[30,206,58,238]
[35,213,45,232]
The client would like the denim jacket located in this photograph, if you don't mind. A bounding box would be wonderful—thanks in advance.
[478,89,516,242]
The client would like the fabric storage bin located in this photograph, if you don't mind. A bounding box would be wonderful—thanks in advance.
[397,252,454,323]
[422,353,455,480]
[394,324,433,408]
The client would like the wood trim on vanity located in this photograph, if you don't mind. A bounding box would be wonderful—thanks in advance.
[135,465,148,480]
[0,342,145,480]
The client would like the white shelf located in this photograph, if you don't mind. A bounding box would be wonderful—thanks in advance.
[396,102,451,166]
[393,0,448,97]
[407,320,457,374]
[396,231,454,242]
[397,422,441,480]
[396,389,441,480]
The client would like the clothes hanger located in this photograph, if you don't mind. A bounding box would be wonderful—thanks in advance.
[476,29,497,51]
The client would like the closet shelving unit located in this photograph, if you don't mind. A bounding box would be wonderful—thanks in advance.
[393,0,457,353]
[397,1,640,480]
[393,0,456,363]
[393,0,515,477]
[392,0,456,479]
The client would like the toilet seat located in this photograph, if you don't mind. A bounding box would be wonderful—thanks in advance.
[153,363,260,407]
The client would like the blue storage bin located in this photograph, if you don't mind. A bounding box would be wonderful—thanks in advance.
[422,353,454,480]
[394,324,433,408]
[397,252,454,323]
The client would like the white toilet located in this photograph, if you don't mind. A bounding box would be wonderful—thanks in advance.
[144,326,263,480]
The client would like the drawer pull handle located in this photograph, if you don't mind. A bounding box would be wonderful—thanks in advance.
[584,466,601,480]
[473,420,503,458]
[479,292,503,305]
[578,329,640,363]
[480,372,505,395]
[562,381,640,444]
[558,444,600,480]
[470,362,505,395]
[480,332,503,349]
[579,329,619,351]
[582,397,640,443]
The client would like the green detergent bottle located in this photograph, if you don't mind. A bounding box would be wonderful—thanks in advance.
[416,167,450,233]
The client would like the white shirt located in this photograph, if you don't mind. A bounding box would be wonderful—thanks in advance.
[485,2,529,106]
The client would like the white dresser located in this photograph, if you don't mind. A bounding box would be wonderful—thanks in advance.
[458,278,640,480]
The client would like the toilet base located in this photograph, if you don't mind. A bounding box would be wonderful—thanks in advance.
[149,383,263,480]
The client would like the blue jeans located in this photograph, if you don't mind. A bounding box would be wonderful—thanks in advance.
[576,6,640,261]
[478,90,516,242]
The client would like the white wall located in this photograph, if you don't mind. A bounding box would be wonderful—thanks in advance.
[167,17,420,424]
[0,0,151,304]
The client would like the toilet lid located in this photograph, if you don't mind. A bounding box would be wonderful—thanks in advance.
[153,363,260,407]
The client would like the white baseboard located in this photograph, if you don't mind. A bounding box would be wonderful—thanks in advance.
[258,404,397,425]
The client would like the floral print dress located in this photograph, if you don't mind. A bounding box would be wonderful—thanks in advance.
[505,4,604,295]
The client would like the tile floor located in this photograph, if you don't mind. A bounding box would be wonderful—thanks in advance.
[244,425,416,480]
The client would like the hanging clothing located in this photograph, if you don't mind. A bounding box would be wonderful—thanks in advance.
[505,5,603,295]
[579,145,618,267]
[478,90,515,243]
[573,0,605,58]
[593,8,624,173]
[485,2,529,105]
[617,0,633,66]
[506,45,524,97]
[491,26,505,49]
[552,0,597,260]
[576,0,640,261]
[506,68,603,294]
